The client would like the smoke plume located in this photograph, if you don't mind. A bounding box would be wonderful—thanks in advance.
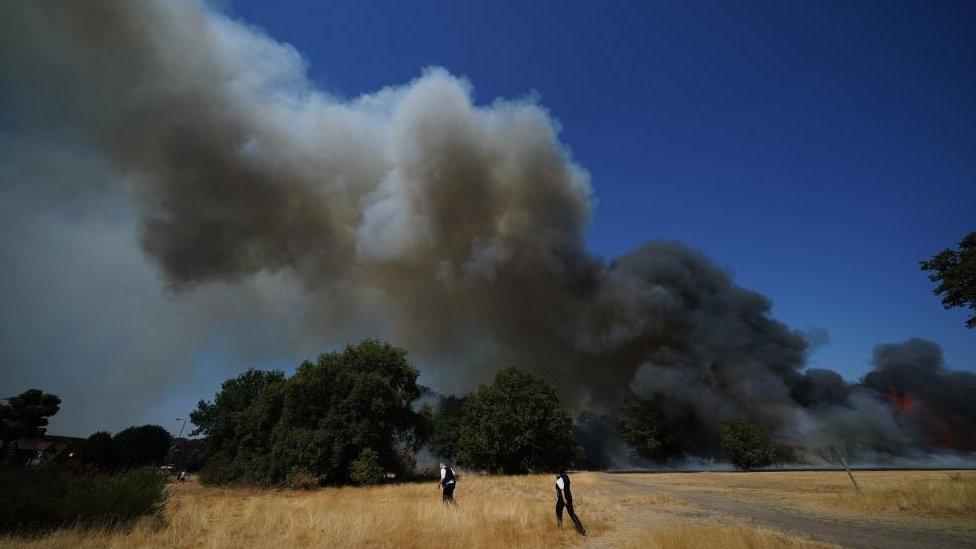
[0,1,972,460]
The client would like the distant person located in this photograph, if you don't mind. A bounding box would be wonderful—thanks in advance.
[555,470,586,535]
[178,470,187,483]
[439,462,457,504]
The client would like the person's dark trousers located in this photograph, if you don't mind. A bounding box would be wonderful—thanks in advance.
[555,492,586,535]
[442,483,456,503]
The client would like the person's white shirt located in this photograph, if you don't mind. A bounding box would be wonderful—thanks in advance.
[440,465,455,485]
[555,476,565,491]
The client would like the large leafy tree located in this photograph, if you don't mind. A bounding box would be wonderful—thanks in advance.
[112,425,173,468]
[921,230,976,329]
[78,431,116,470]
[1,389,61,441]
[458,367,580,474]
[617,396,678,461]
[76,427,173,471]
[194,339,427,486]
[190,368,286,460]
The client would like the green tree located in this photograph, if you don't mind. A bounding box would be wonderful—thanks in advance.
[428,395,466,461]
[112,425,173,468]
[921,230,976,329]
[458,367,580,474]
[720,419,777,470]
[189,368,286,447]
[617,397,678,461]
[1,389,61,441]
[190,368,286,484]
[194,339,428,486]
[78,431,116,470]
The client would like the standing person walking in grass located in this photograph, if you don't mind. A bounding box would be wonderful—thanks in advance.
[555,469,586,535]
[440,462,457,505]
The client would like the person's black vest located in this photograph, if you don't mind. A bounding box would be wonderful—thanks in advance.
[444,466,456,483]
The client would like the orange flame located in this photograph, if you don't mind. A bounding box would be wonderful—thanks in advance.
[888,390,916,413]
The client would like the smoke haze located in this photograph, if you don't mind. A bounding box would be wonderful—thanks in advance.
[0,1,972,461]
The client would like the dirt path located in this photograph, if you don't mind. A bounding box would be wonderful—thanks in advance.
[589,474,975,549]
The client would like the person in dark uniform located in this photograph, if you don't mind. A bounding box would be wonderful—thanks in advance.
[439,462,457,504]
[555,469,586,535]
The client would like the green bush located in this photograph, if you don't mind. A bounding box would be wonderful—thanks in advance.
[0,467,167,535]
[285,467,319,489]
[349,448,384,486]
[198,452,242,486]
[720,419,777,470]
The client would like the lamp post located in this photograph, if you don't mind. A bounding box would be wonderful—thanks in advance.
[166,417,188,469]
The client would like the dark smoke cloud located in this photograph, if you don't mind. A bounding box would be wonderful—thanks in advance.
[861,339,976,452]
[0,1,972,461]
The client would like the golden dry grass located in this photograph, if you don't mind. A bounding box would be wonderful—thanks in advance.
[626,469,976,521]
[824,471,976,518]
[0,473,611,549]
[3,470,971,548]
[625,525,836,549]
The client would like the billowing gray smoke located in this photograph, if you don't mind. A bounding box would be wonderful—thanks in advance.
[0,1,971,460]
[861,339,976,452]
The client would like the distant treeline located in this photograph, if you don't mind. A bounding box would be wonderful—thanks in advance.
[2,339,780,495]
[191,339,580,487]
[190,338,776,488]
[0,391,171,535]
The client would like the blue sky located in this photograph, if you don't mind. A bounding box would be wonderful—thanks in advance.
[225,0,975,378]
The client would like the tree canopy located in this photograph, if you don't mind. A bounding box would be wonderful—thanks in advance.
[427,394,465,461]
[0,389,61,441]
[458,367,580,474]
[193,339,427,486]
[76,426,172,470]
[617,396,678,462]
[78,431,115,470]
[921,229,976,329]
[720,418,777,470]
[112,425,173,468]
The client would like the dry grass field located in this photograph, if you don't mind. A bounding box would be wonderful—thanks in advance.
[632,469,976,521]
[1,474,612,549]
[2,470,974,548]
[625,526,835,549]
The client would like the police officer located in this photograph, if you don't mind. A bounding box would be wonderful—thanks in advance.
[439,462,457,504]
[555,469,586,535]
